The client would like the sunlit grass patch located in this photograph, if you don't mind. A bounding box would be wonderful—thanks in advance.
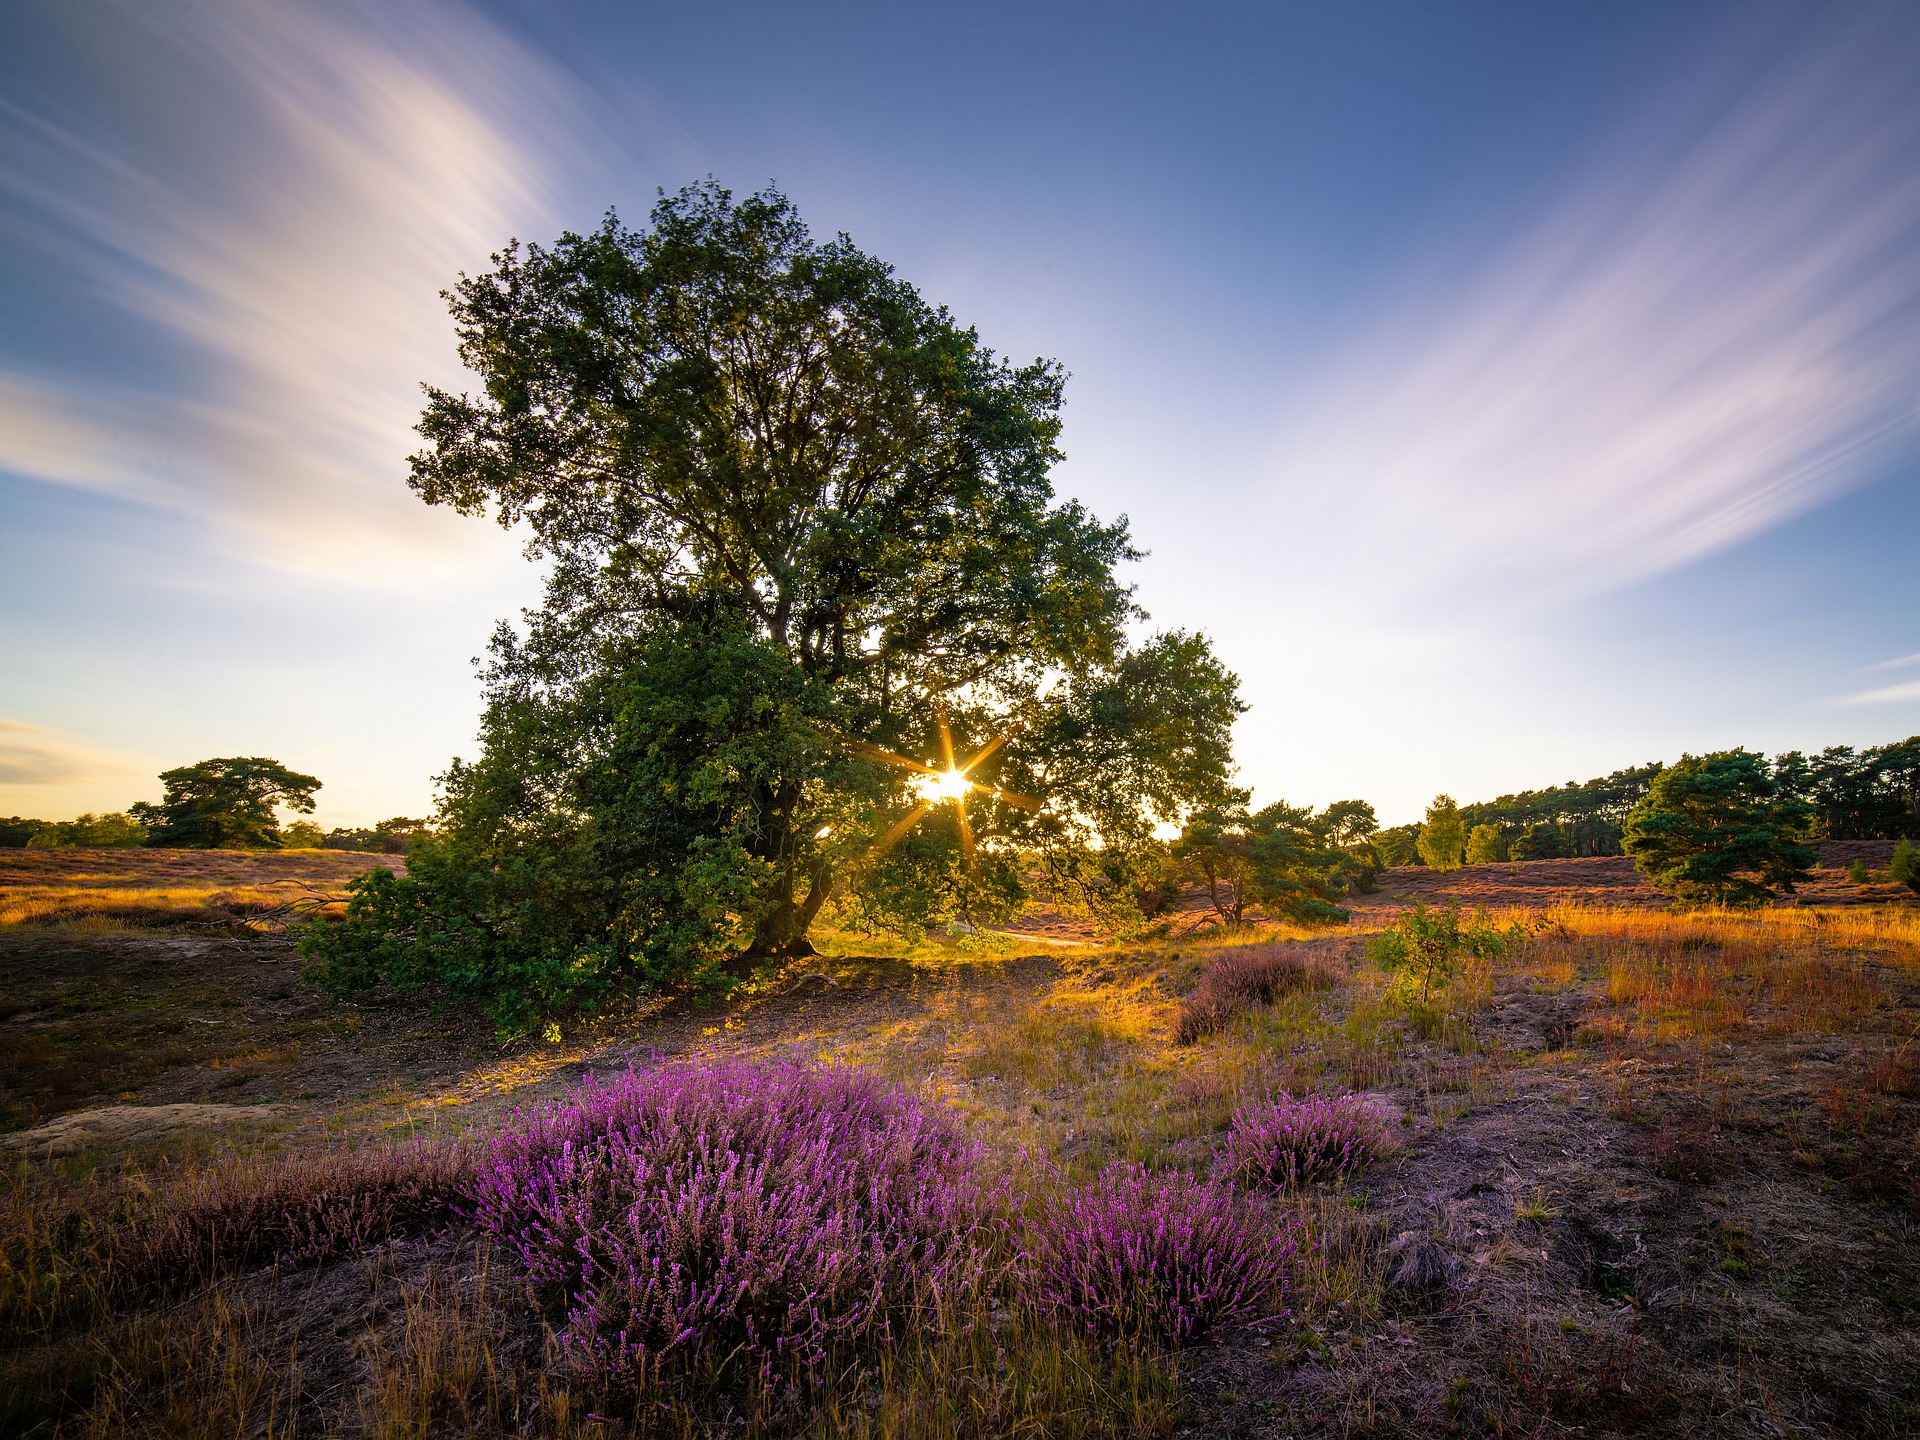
[0,849,397,930]
[1543,910,1903,1044]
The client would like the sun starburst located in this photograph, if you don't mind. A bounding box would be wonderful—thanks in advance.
[838,707,1043,868]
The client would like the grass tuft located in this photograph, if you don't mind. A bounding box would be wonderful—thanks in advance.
[1174,943,1323,1044]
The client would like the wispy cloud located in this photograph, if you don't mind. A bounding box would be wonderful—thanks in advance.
[1864,652,1920,673]
[0,0,611,580]
[1265,13,1920,605]
[1827,679,1920,710]
[0,720,138,787]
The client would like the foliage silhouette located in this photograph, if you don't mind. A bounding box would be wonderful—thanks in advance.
[130,758,320,850]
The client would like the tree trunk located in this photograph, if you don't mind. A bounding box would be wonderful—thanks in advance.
[737,858,835,966]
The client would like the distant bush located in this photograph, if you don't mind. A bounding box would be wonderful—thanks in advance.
[1171,802,1352,928]
[1893,840,1920,895]
[1174,944,1317,1044]
[469,1061,986,1402]
[1375,824,1420,867]
[1848,858,1871,884]
[0,816,50,848]
[1510,821,1569,861]
[23,813,146,849]
[1416,796,1466,871]
[1226,1091,1391,1189]
[321,816,429,853]
[1369,902,1530,1003]
[280,819,325,848]
[1466,823,1506,864]
[1019,1163,1293,1345]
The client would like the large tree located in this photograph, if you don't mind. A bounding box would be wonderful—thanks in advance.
[130,757,321,850]
[306,184,1242,1031]
[1621,749,1816,906]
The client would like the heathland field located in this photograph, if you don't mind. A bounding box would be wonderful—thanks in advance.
[2,849,1918,1438]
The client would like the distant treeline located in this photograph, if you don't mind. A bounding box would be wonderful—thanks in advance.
[0,812,429,852]
[1376,734,1920,865]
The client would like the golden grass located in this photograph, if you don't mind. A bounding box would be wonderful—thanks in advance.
[1545,901,1920,958]
[1511,904,1916,1045]
[0,848,398,928]
[0,884,292,927]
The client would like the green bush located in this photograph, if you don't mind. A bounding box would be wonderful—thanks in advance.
[1367,902,1531,1003]
[1416,796,1467,871]
[302,619,821,1035]
[1892,840,1920,895]
[1510,822,1568,861]
[1621,749,1816,906]
[24,813,147,848]
[1466,823,1506,864]
[1847,858,1871,884]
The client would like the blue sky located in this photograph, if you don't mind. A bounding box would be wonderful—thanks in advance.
[2,1,1918,827]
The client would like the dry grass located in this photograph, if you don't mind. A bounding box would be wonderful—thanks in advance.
[0,847,399,929]
[4,891,1919,1436]
[1521,904,1917,1046]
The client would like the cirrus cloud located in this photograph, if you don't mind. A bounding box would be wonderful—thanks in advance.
[0,0,624,582]
[0,719,139,787]
[1261,11,1920,609]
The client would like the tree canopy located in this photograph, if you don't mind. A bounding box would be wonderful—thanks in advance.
[305,183,1245,1032]
[1171,800,1354,928]
[130,758,321,850]
[25,813,147,849]
[1621,749,1816,906]
[1416,795,1466,871]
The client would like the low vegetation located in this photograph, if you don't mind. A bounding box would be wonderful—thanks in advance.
[1172,942,1322,1043]
[0,846,396,932]
[4,856,1916,1436]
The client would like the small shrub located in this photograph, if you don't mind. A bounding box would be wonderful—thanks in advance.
[1174,944,1315,1044]
[1893,839,1920,895]
[1515,1189,1555,1224]
[1369,902,1531,1003]
[1020,1163,1293,1345]
[1847,859,1871,884]
[469,1061,986,1404]
[1640,1119,1727,1184]
[1224,1091,1390,1190]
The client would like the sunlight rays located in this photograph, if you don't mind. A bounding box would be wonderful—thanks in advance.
[842,708,1044,870]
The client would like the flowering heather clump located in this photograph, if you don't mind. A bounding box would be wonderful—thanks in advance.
[1226,1090,1390,1190]
[468,1061,985,1403]
[1020,1163,1294,1346]
[1175,944,1315,1044]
